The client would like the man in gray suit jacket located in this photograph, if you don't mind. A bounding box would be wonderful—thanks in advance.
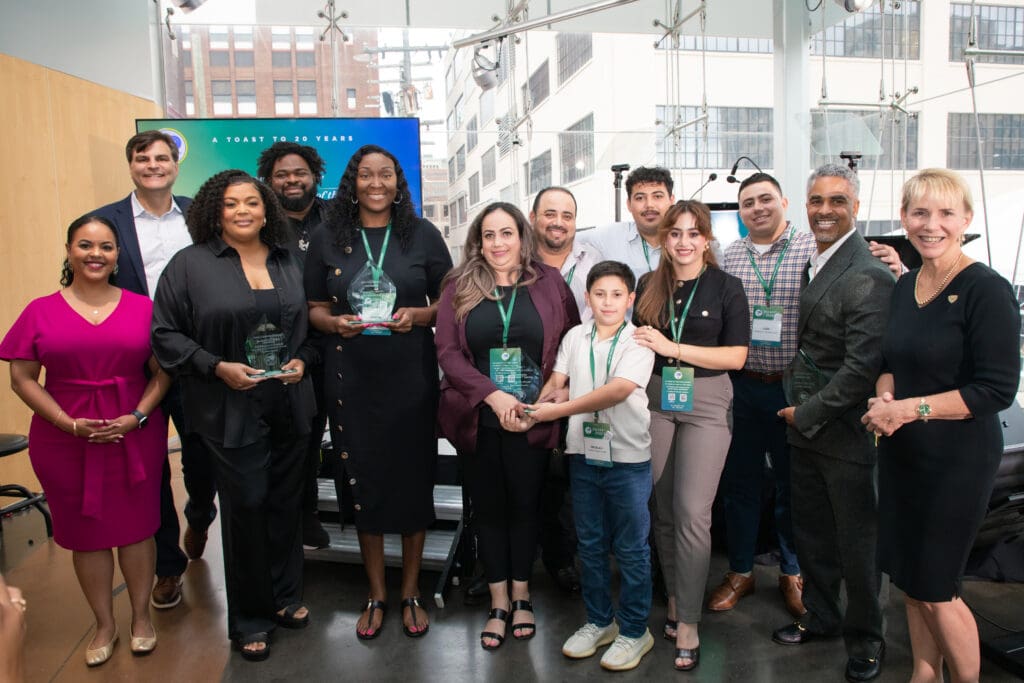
[772,164,894,683]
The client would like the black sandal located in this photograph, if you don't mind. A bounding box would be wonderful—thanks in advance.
[356,599,386,640]
[234,632,270,662]
[401,596,429,638]
[480,607,510,650]
[663,617,677,641]
[674,645,700,671]
[274,604,310,629]
[510,599,536,641]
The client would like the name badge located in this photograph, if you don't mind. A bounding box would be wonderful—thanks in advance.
[661,366,695,412]
[751,305,783,347]
[583,421,613,467]
[489,347,522,395]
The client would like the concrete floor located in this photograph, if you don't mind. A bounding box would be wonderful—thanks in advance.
[2,452,1023,682]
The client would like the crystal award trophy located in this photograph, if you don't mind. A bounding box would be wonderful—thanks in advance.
[244,315,294,376]
[782,348,831,406]
[347,260,397,336]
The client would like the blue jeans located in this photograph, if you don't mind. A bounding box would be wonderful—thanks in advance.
[569,455,652,639]
[720,374,800,575]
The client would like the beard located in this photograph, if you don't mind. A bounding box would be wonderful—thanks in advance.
[277,185,317,213]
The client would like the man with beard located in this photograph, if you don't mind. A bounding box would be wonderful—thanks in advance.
[531,186,602,321]
[257,141,331,548]
[577,167,675,280]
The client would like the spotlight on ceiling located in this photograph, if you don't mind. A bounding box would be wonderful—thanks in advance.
[471,42,500,92]
[170,0,210,12]
[833,0,875,12]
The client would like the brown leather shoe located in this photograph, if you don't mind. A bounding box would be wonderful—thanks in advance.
[707,572,755,611]
[183,526,208,560]
[150,576,182,609]
[778,574,806,618]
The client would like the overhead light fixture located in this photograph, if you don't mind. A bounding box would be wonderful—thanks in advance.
[169,0,210,12]
[833,0,875,12]
[471,42,499,92]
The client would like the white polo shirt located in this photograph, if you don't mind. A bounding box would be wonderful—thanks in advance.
[554,322,655,463]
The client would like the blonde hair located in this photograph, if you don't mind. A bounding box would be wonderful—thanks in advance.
[901,168,974,215]
[443,202,539,321]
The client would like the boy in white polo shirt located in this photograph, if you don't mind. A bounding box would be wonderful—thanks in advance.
[525,260,656,671]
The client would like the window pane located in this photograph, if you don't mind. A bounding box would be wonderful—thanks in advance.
[272,51,292,68]
[526,150,552,195]
[812,1,920,59]
[482,148,497,187]
[656,105,773,169]
[947,112,1024,169]
[559,113,594,184]
[234,50,254,68]
[557,33,592,85]
[950,3,1024,64]
[467,116,478,152]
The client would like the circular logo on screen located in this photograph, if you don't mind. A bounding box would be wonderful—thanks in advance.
[160,128,188,163]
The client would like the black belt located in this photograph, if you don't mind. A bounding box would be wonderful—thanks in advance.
[740,370,783,384]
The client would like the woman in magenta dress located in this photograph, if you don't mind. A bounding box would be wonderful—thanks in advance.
[0,215,170,667]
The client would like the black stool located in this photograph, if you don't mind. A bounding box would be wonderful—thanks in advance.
[0,434,53,537]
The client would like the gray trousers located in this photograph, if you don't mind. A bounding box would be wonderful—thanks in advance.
[647,372,733,624]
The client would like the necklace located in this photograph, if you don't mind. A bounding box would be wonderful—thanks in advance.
[914,252,963,308]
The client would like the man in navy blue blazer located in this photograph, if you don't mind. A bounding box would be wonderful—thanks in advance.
[92,130,216,610]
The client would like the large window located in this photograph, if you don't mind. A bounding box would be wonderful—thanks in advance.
[557,33,592,85]
[209,50,230,67]
[236,80,256,115]
[812,1,920,59]
[456,145,466,177]
[948,113,1024,169]
[679,35,772,53]
[950,3,1024,64]
[656,106,772,169]
[297,80,317,115]
[274,80,294,115]
[234,50,254,67]
[559,113,595,184]
[522,60,550,112]
[212,80,232,115]
[810,109,918,170]
[482,147,497,187]
[525,150,552,195]
[467,116,478,152]
[272,51,292,68]
[469,172,481,206]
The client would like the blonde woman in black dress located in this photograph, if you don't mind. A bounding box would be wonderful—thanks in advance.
[862,168,1020,683]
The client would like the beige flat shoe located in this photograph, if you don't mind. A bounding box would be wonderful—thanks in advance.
[130,623,157,655]
[85,628,119,666]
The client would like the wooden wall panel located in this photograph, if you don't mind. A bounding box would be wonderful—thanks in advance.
[0,55,163,489]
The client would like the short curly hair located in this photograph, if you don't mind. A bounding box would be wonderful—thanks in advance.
[256,141,326,186]
[186,170,290,247]
[324,144,417,251]
[625,166,674,197]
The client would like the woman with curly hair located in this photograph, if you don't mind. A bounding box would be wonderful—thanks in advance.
[305,145,452,639]
[152,170,318,662]
[435,202,579,649]
[1,214,170,666]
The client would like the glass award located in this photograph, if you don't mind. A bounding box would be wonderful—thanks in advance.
[347,260,397,326]
[488,349,543,404]
[244,315,293,376]
[782,349,831,406]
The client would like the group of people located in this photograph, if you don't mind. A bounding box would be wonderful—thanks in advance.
[0,127,1018,682]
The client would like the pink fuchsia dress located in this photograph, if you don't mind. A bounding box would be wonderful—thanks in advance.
[0,290,167,551]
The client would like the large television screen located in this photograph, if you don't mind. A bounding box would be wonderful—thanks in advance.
[136,117,423,214]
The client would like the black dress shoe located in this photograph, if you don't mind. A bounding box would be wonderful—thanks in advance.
[551,565,581,594]
[845,642,885,682]
[463,575,489,606]
[772,621,815,645]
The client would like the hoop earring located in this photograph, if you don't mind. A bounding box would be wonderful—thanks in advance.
[393,195,403,205]
[351,196,359,205]
[113,264,119,275]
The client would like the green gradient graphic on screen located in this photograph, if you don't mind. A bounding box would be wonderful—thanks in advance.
[136,118,423,214]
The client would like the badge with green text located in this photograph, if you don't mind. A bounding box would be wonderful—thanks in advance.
[751,304,783,347]
[661,366,695,412]
[583,421,613,467]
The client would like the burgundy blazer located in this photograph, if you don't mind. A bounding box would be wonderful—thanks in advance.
[435,261,580,454]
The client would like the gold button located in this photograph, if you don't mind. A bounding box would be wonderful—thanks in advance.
[331,296,338,303]
[335,345,342,352]
[336,399,343,407]
[340,451,349,459]
[334,268,342,276]
[349,478,356,485]
[353,503,361,511]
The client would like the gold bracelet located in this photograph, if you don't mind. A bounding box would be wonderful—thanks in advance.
[53,409,64,426]
[677,343,683,361]
[72,420,78,437]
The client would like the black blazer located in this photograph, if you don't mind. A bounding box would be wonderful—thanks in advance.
[93,194,193,296]
[788,233,895,464]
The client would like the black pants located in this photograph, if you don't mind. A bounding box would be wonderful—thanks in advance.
[201,383,306,641]
[538,449,577,571]
[467,425,549,584]
[155,383,218,578]
[302,365,329,519]
[790,446,884,659]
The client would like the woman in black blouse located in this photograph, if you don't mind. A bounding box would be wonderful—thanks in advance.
[633,200,749,671]
[152,170,317,662]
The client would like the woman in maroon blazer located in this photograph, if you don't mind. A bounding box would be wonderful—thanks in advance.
[436,202,579,650]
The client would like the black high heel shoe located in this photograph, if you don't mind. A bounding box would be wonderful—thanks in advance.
[674,645,700,671]
[480,606,511,650]
[510,599,536,641]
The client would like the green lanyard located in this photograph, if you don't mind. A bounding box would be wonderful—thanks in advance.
[667,266,705,364]
[641,239,655,273]
[565,262,578,286]
[359,222,392,286]
[588,322,626,420]
[745,227,793,305]
[494,285,518,348]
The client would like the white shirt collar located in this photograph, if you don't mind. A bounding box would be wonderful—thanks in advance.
[808,228,856,280]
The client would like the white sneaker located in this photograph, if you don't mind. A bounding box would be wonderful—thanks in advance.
[599,628,654,671]
[561,621,620,659]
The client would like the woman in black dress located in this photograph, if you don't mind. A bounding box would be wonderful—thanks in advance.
[862,168,1020,683]
[153,170,317,662]
[305,145,452,639]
